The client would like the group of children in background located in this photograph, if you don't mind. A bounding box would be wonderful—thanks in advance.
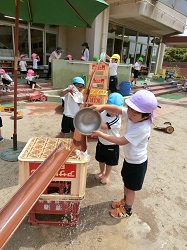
[0,52,41,92]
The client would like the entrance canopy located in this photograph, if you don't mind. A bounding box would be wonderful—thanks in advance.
[107,0,186,36]
[162,36,187,48]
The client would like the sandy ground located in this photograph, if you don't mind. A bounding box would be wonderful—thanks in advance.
[0,95,187,250]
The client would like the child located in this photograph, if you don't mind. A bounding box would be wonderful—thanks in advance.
[19,54,27,78]
[94,92,124,184]
[132,57,143,85]
[101,53,120,93]
[25,69,42,89]
[59,77,85,138]
[0,68,14,92]
[0,110,4,142]
[81,42,89,62]
[32,53,40,78]
[91,90,158,218]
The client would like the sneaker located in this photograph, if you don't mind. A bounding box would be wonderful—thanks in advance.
[0,136,4,142]
[2,87,6,92]
[109,206,132,219]
[111,198,126,209]
[6,88,10,92]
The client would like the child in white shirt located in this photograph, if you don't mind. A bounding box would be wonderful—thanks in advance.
[19,55,27,78]
[59,76,85,138]
[94,92,124,184]
[0,68,14,92]
[25,69,41,89]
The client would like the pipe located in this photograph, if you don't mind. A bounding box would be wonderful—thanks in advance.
[0,143,75,249]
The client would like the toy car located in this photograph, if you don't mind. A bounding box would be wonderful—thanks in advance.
[26,91,47,102]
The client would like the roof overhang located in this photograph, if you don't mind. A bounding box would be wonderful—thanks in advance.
[162,36,187,48]
[106,0,186,37]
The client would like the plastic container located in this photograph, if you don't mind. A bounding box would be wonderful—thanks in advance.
[120,81,131,96]
[18,137,87,199]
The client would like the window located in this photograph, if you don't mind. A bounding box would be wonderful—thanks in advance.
[17,27,29,58]
[137,32,148,44]
[0,25,13,58]
[31,29,43,64]
[46,33,57,54]
[124,28,137,42]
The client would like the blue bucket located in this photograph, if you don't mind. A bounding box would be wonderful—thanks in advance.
[120,81,131,96]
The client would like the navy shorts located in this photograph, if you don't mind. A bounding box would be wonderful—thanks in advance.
[134,69,139,78]
[0,117,2,127]
[61,115,75,133]
[95,140,119,166]
[121,159,147,191]
[109,75,118,93]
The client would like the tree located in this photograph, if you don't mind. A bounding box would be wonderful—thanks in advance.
[164,48,187,62]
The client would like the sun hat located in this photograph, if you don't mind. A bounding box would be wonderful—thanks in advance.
[0,68,5,74]
[81,56,86,61]
[72,77,85,86]
[20,54,25,59]
[27,69,34,76]
[138,57,143,62]
[66,54,72,60]
[125,90,158,122]
[111,54,120,64]
[31,53,37,59]
[107,93,124,107]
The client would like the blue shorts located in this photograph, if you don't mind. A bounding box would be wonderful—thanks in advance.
[95,140,119,166]
[121,159,147,191]
[61,115,75,133]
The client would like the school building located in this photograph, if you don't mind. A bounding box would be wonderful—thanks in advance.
[0,0,187,76]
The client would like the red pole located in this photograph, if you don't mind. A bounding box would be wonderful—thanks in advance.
[13,0,20,150]
[0,143,74,249]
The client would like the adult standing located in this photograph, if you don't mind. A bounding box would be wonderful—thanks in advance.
[46,46,62,79]
[81,42,89,62]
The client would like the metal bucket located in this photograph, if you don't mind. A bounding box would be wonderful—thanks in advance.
[73,107,102,135]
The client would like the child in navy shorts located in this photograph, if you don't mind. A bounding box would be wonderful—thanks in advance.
[94,92,124,184]
[91,90,158,218]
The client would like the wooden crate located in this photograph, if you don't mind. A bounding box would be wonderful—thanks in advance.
[88,89,108,105]
[18,137,87,199]
[88,63,108,90]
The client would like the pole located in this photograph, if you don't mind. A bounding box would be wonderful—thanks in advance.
[13,0,20,150]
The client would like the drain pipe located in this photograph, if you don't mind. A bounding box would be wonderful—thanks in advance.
[101,8,109,53]
[0,143,74,249]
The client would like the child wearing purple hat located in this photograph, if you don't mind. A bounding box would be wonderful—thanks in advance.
[91,90,158,218]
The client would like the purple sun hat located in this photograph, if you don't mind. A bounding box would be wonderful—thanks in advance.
[125,90,158,122]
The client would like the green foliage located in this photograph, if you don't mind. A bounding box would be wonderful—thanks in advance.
[164,48,187,62]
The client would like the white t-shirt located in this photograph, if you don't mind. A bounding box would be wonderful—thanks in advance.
[99,110,122,145]
[82,48,89,61]
[134,61,141,71]
[25,75,35,81]
[109,59,118,76]
[3,73,13,82]
[122,107,151,164]
[63,85,83,118]
[48,51,62,63]
[19,60,27,71]
[33,58,39,69]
